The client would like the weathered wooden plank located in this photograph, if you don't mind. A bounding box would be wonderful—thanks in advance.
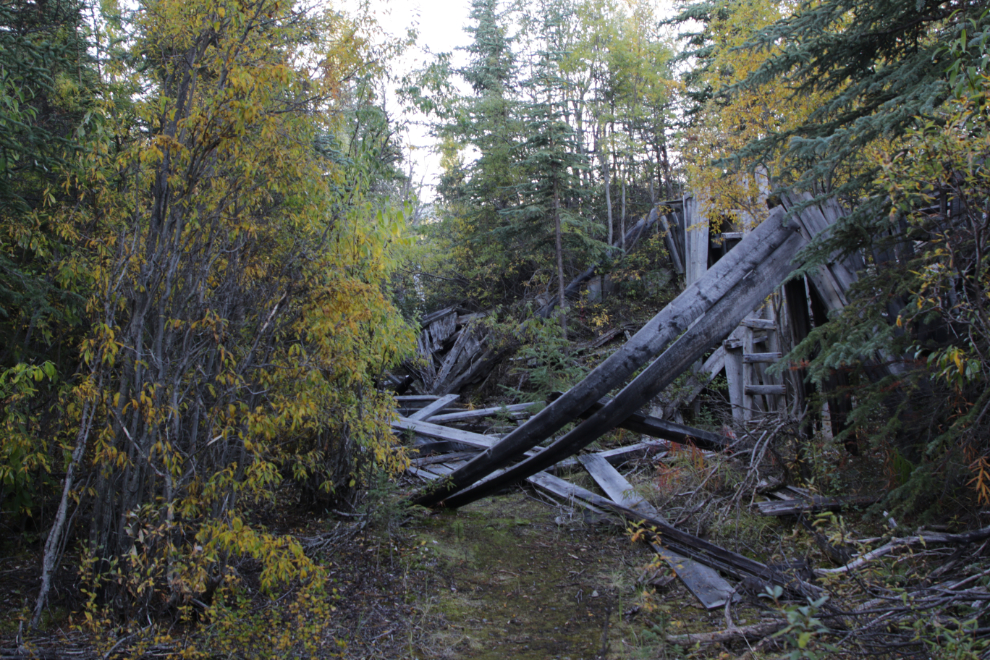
[554,441,667,471]
[565,397,728,450]
[721,231,744,241]
[426,311,458,353]
[406,394,460,421]
[743,352,782,363]
[745,384,787,396]
[412,207,803,509]
[427,402,538,424]
[740,318,776,330]
[393,418,497,449]
[660,214,685,275]
[395,395,440,403]
[410,450,482,466]
[579,455,737,609]
[755,495,879,517]
[684,195,710,287]
[436,217,807,509]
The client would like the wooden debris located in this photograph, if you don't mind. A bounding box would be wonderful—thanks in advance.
[426,402,537,424]
[755,494,879,517]
[816,525,990,576]
[665,620,786,646]
[579,454,737,609]
[412,207,805,509]
[405,394,460,422]
[563,395,728,450]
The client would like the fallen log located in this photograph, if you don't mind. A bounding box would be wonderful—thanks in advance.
[755,494,879,517]
[816,525,990,576]
[411,207,804,508]
[665,620,786,646]
[436,209,805,509]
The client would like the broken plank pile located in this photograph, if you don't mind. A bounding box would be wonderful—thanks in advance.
[401,309,512,395]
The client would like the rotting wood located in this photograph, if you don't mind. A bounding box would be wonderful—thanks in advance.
[411,207,804,509]
[556,394,728,450]
[426,402,538,424]
[743,352,782,363]
[406,394,460,422]
[816,525,990,576]
[665,620,786,646]
[553,441,667,471]
[579,454,737,609]
[755,494,878,517]
[433,211,806,510]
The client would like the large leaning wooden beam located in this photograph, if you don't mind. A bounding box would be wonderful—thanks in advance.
[411,208,803,508]
[547,392,728,450]
[439,217,807,509]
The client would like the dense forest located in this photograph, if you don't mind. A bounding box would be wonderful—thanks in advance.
[2,0,990,657]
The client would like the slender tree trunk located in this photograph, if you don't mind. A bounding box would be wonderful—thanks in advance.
[621,176,627,251]
[33,399,97,628]
[554,184,567,337]
[604,158,613,246]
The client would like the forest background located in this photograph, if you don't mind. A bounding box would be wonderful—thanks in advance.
[1,0,989,655]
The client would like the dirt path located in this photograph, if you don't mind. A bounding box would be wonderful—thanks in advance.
[397,490,733,660]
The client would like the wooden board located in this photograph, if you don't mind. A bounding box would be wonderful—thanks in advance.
[427,402,537,424]
[579,455,737,609]
[406,394,460,421]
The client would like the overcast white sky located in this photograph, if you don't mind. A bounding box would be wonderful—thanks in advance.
[351,0,475,201]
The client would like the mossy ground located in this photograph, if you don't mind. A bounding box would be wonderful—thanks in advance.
[386,488,769,660]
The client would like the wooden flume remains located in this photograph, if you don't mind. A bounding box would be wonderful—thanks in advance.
[395,192,873,608]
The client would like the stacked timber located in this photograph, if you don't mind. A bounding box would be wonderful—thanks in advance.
[404,309,512,395]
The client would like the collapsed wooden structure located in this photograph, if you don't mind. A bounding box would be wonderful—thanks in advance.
[390,191,890,608]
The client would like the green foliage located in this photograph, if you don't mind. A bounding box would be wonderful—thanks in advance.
[503,315,588,402]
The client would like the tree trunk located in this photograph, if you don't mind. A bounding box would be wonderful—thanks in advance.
[554,183,567,336]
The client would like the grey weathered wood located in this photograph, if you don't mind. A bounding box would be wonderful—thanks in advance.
[436,216,807,510]
[526,473,820,596]
[745,384,787,396]
[723,327,746,423]
[579,454,737,609]
[426,402,538,424]
[426,311,458,352]
[406,394,460,421]
[394,418,498,449]
[412,207,803,508]
[564,397,728,450]
[684,195,710,287]
[395,395,440,404]
[554,441,667,471]
[411,450,482,466]
[755,495,879,517]
[660,213,685,275]
[740,318,776,330]
[721,231,744,241]
[743,352,782,363]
